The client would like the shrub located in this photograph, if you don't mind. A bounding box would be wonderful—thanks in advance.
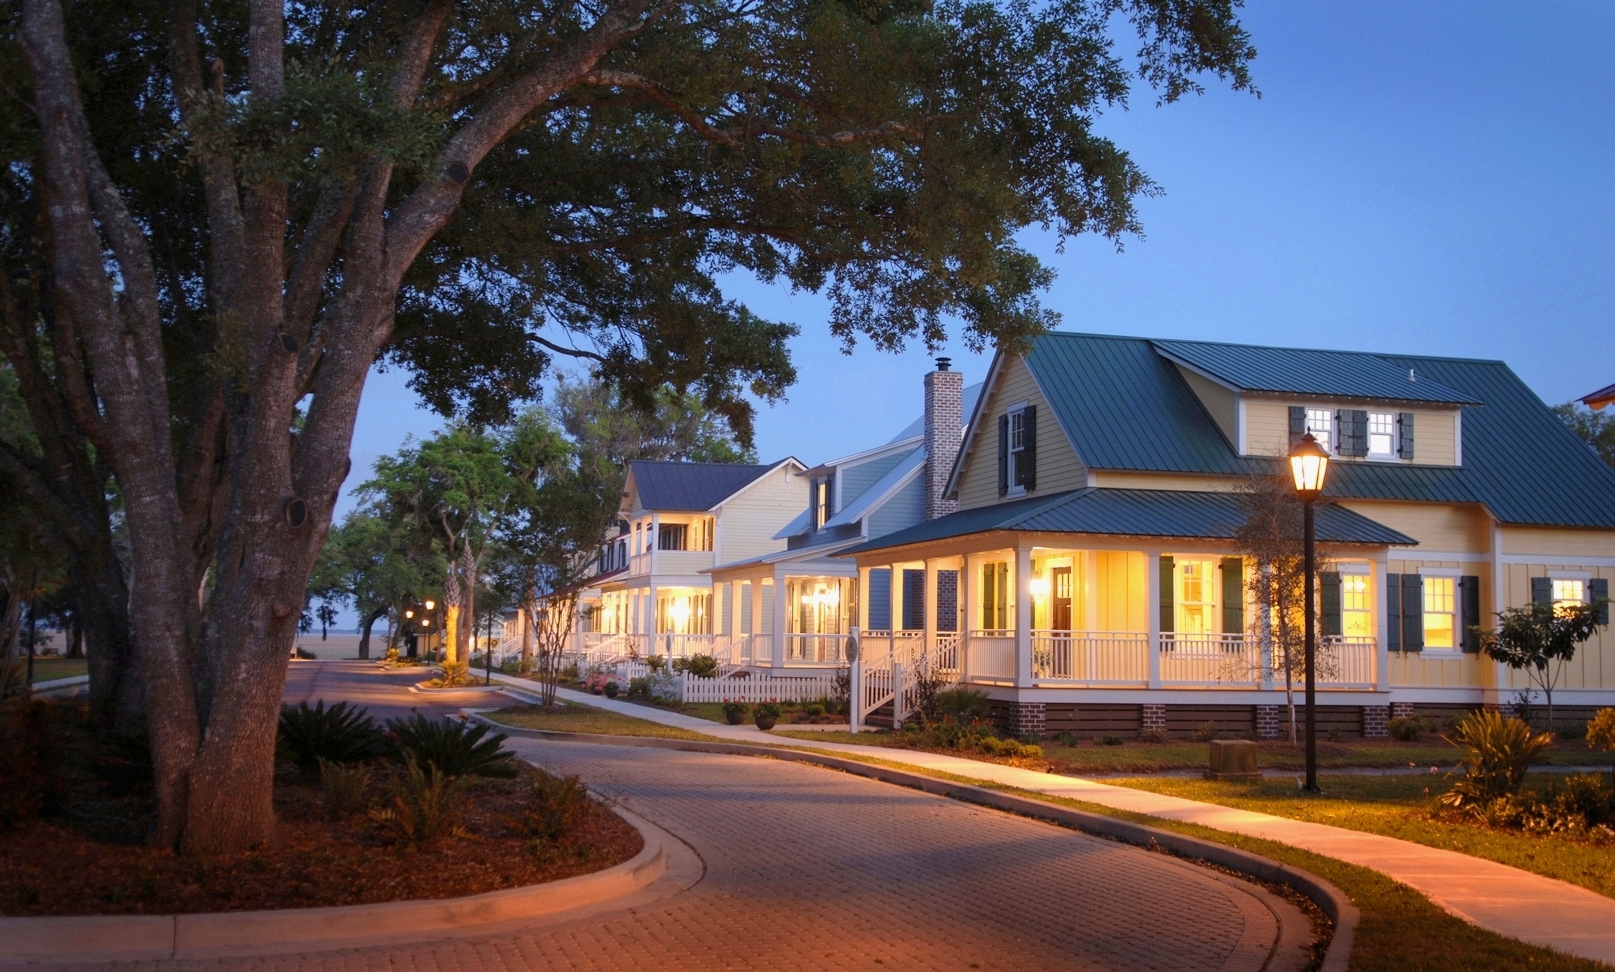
[1098,735,1123,747]
[384,714,516,778]
[560,661,580,682]
[644,655,668,674]
[1440,710,1554,812]
[0,659,29,703]
[604,681,619,698]
[627,676,652,699]
[1589,708,1615,787]
[1053,730,1080,748]
[1194,721,1219,742]
[319,758,373,817]
[383,646,400,663]
[0,700,67,828]
[1139,728,1166,744]
[936,686,991,723]
[805,702,826,717]
[295,647,317,660]
[370,754,470,848]
[1387,715,1423,742]
[432,660,475,687]
[672,654,718,678]
[278,700,382,776]
[512,769,592,843]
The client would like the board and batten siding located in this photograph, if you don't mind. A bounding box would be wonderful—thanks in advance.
[868,474,924,539]
[1242,400,1459,466]
[1174,365,1237,447]
[1501,559,1613,692]
[1502,526,1615,561]
[1338,500,1492,553]
[840,447,917,510]
[957,355,1087,509]
[712,464,807,564]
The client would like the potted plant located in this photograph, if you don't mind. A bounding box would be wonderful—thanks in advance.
[753,701,782,731]
[604,681,620,699]
[722,700,750,725]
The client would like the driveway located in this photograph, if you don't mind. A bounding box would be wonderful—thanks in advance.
[66,662,1306,971]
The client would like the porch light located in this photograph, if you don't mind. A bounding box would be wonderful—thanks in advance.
[669,598,691,626]
[1288,433,1329,500]
[1028,576,1050,599]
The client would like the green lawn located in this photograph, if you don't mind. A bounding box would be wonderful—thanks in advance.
[1109,773,1615,901]
[769,746,1610,972]
[26,657,88,683]
[486,702,711,741]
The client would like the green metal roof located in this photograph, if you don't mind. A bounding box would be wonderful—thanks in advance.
[1152,339,1482,405]
[1017,333,1615,529]
[839,488,1416,557]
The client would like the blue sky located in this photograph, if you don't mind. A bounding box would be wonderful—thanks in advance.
[347,1,1615,516]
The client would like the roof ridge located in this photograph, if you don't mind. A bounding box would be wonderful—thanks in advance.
[1037,329,1509,368]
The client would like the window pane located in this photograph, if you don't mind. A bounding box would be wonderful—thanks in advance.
[1423,577,1455,648]
[1368,412,1396,456]
[1342,575,1373,636]
[1176,560,1216,635]
[1306,408,1333,451]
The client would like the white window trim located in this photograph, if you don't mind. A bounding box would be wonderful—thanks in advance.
[1417,566,1462,578]
[1417,570,1463,655]
[1005,400,1030,497]
[1549,569,1593,581]
[1366,410,1398,461]
[1336,562,1371,576]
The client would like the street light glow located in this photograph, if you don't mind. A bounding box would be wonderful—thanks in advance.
[1289,433,1330,498]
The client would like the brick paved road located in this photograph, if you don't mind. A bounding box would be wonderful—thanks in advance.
[43,663,1299,971]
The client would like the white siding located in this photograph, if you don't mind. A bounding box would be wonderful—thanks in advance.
[713,464,809,564]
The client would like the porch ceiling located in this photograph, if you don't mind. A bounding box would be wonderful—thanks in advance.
[836,487,1417,557]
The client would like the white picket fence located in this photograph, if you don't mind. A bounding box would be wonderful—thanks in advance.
[678,671,838,704]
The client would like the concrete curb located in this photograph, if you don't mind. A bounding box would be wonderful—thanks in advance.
[0,803,670,962]
[481,720,1358,972]
[29,674,90,698]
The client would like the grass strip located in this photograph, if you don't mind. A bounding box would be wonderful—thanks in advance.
[1107,773,1615,900]
[26,658,88,684]
[763,745,1612,972]
[485,703,712,741]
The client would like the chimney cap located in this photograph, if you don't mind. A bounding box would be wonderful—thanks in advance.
[935,356,952,372]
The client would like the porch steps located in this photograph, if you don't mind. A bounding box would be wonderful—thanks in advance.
[863,700,895,729]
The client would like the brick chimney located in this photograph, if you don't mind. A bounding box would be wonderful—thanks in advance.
[924,357,963,521]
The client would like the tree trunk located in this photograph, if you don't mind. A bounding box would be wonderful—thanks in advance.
[2,590,19,661]
[521,599,534,673]
[357,606,387,660]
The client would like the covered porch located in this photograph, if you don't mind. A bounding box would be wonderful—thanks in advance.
[706,542,862,670]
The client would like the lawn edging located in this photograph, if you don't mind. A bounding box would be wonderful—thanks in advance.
[0,801,670,962]
[483,719,1357,972]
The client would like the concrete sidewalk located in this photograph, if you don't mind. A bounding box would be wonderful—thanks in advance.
[493,674,1615,967]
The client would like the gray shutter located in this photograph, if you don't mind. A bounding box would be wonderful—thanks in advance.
[902,569,925,631]
[1401,574,1424,650]
[1346,410,1369,457]
[1021,404,1037,491]
[1591,578,1610,625]
[997,414,1009,496]
[1386,573,1401,651]
[1398,412,1415,460]
[1320,571,1342,637]
[869,569,892,630]
[1158,556,1175,633]
[1531,576,1552,608]
[1460,575,1481,651]
[1288,406,1306,446]
[1221,557,1244,634]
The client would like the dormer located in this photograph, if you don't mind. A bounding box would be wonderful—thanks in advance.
[1151,340,1482,468]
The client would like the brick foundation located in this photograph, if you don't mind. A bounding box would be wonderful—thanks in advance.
[1390,702,1416,721]
[1006,702,1046,739]
[1142,703,1166,734]
[1255,705,1283,739]
[1362,705,1390,738]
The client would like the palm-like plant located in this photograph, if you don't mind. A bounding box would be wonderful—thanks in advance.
[1440,710,1554,811]
[278,700,383,776]
[384,713,516,778]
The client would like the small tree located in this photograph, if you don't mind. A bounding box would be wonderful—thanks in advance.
[1235,472,1308,743]
[1479,602,1603,731]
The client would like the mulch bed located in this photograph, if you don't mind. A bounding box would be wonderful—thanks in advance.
[0,703,642,917]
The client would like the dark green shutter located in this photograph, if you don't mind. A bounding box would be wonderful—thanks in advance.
[1460,575,1481,651]
[1398,412,1415,460]
[1531,576,1552,608]
[1221,557,1244,634]
[1021,405,1037,491]
[997,414,1009,496]
[1401,573,1424,650]
[1591,578,1610,625]
[1386,573,1401,651]
[1289,406,1306,446]
[1344,410,1369,457]
[1159,555,1175,633]
[1320,572,1342,637]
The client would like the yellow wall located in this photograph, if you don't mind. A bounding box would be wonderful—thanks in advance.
[958,355,1087,509]
[1094,550,1147,632]
[1175,365,1237,446]
[1500,561,1614,692]
[1242,400,1459,466]
[1503,527,1615,560]
[1339,500,1492,552]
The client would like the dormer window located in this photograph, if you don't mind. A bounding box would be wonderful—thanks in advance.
[997,403,1037,496]
[1290,406,1414,462]
[1367,411,1397,458]
[813,478,832,529]
[1304,408,1332,449]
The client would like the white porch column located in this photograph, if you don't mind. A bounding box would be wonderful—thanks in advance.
[1083,550,1099,632]
[923,558,938,662]
[1374,551,1391,693]
[1015,541,1034,687]
[1146,551,1162,689]
[646,584,658,656]
[857,566,871,632]
[649,512,660,575]
[771,569,787,670]
[960,553,973,681]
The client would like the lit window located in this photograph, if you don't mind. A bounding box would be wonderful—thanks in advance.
[1008,409,1028,491]
[815,480,831,529]
[1176,560,1216,634]
[1305,408,1333,452]
[1552,579,1586,615]
[1341,574,1373,636]
[1368,412,1397,458]
[1423,577,1456,649]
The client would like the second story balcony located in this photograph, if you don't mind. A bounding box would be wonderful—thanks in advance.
[630,548,716,577]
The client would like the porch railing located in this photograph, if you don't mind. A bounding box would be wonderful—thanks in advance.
[964,630,1015,682]
[1031,631,1149,684]
[782,632,854,664]
[1159,632,1259,684]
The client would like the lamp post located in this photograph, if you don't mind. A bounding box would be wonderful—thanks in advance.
[1289,433,1330,793]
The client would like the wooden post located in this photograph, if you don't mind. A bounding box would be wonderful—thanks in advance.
[1146,551,1162,689]
[1015,542,1033,687]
